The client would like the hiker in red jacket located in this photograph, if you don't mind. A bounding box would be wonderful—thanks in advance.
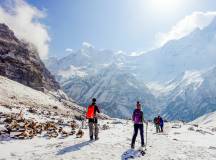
[131,101,147,149]
[86,98,100,141]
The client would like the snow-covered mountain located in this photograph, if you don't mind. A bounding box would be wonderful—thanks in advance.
[61,64,156,118]
[161,67,216,121]
[45,43,130,81]
[46,17,216,83]
[192,110,216,128]
[45,17,216,120]
[131,17,216,82]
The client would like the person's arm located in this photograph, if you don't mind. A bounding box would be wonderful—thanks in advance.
[95,105,100,113]
[132,111,135,121]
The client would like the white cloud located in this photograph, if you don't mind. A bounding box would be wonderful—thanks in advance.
[65,48,74,53]
[156,11,216,47]
[0,0,50,59]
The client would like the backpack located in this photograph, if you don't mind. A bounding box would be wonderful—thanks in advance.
[86,105,95,119]
[133,109,143,124]
[156,118,160,125]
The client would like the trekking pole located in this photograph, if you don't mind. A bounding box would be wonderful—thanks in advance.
[145,122,148,150]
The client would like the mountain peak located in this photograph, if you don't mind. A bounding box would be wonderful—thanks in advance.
[82,42,94,49]
[0,23,19,43]
[0,23,9,30]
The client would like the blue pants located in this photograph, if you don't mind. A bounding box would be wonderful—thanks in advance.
[131,124,144,146]
[160,124,164,132]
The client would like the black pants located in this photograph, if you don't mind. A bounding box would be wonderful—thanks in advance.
[88,118,99,139]
[160,125,164,132]
[131,124,144,146]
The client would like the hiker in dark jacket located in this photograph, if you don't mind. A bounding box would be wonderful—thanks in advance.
[131,101,147,149]
[159,116,164,132]
[86,98,100,140]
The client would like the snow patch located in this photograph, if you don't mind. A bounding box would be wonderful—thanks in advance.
[58,65,88,79]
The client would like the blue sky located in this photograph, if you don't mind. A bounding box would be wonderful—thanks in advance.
[1,0,216,58]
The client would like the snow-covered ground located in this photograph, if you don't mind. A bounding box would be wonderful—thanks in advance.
[191,111,216,128]
[0,75,84,117]
[0,118,216,160]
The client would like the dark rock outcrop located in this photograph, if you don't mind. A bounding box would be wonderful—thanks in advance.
[0,23,60,91]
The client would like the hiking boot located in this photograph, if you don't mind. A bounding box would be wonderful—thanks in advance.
[90,136,94,141]
[131,144,135,149]
[95,136,99,140]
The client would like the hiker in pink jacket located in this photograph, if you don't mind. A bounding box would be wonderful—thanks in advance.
[131,101,145,149]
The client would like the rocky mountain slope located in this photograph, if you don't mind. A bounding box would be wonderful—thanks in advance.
[0,23,59,92]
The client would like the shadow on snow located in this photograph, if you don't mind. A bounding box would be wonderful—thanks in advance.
[121,149,134,160]
[56,140,92,155]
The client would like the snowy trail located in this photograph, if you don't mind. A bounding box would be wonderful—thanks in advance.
[0,120,216,160]
[145,125,216,160]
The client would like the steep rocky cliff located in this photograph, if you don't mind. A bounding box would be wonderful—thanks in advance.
[0,23,59,92]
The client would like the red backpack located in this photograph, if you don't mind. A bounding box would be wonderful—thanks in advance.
[86,105,95,119]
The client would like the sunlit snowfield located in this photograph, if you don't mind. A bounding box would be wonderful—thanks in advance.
[1,114,216,160]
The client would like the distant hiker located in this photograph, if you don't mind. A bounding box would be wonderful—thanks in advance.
[153,117,158,133]
[159,116,164,132]
[86,98,100,141]
[155,116,161,133]
[131,101,147,149]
